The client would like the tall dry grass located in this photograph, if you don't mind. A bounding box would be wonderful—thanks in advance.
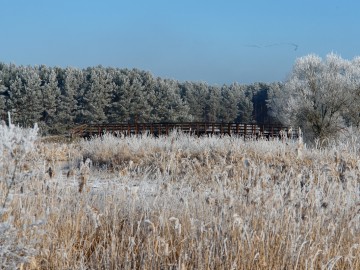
[1,129,359,269]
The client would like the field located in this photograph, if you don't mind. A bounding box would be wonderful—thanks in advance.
[1,124,360,269]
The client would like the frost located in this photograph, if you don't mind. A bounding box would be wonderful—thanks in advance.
[0,115,39,268]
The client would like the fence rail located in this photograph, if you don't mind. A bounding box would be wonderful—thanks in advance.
[70,122,297,139]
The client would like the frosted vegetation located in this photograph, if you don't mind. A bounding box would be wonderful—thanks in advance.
[270,53,360,142]
[1,53,360,145]
[0,63,259,135]
[1,121,359,269]
[1,52,360,268]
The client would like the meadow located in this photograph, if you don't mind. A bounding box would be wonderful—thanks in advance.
[1,123,359,269]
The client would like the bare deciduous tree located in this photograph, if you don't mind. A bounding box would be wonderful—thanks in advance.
[270,53,360,142]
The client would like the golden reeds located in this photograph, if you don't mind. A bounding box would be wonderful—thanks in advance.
[1,131,360,269]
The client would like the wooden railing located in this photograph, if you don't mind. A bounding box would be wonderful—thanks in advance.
[70,122,297,139]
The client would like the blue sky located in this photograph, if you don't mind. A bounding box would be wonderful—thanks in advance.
[0,0,359,84]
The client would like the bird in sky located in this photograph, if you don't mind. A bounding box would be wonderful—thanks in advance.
[245,42,299,51]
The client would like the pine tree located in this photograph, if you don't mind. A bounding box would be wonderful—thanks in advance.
[238,92,253,123]
[127,69,153,123]
[38,66,61,134]
[219,84,240,122]
[7,67,42,127]
[81,66,114,123]
[150,78,190,122]
[107,69,132,123]
[266,82,285,124]
[182,82,209,121]
[247,83,272,123]
[0,70,7,121]
[0,63,16,120]
[0,86,6,121]
[132,70,155,122]
[205,86,221,122]
[58,67,83,129]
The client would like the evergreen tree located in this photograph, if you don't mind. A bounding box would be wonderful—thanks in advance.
[150,78,190,122]
[7,67,42,127]
[38,66,61,133]
[127,69,153,123]
[248,83,273,123]
[205,86,221,122]
[80,66,114,123]
[0,62,296,134]
[135,70,156,122]
[107,69,132,123]
[0,70,7,121]
[266,82,284,124]
[238,91,253,123]
[182,82,209,121]
[59,67,83,128]
[219,84,240,122]
[0,85,6,121]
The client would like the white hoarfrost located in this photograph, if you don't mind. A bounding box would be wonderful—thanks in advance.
[0,117,39,269]
[270,53,360,142]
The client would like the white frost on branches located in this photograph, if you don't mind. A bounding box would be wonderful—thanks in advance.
[270,53,360,142]
[0,115,39,268]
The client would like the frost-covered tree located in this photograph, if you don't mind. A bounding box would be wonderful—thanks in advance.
[58,67,83,129]
[270,53,360,141]
[0,62,299,132]
[248,82,280,124]
[266,82,285,124]
[150,78,190,122]
[341,56,360,127]
[205,86,221,122]
[238,95,253,123]
[80,66,114,123]
[0,64,17,121]
[0,78,6,119]
[127,70,153,123]
[107,69,132,123]
[38,66,61,134]
[7,67,42,127]
[219,84,240,122]
[182,82,209,121]
[134,70,155,122]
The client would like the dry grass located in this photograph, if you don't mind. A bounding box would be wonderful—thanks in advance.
[1,131,360,269]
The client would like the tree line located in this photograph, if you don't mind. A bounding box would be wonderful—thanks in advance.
[0,63,279,135]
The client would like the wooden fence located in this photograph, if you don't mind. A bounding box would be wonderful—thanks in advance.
[70,122,297,139]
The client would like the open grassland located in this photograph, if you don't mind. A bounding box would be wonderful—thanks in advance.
[1,127,360,269]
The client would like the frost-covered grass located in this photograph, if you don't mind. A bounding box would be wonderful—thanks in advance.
[1,128,360,269]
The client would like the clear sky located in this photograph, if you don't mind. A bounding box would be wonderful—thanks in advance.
[0,0,359,84]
